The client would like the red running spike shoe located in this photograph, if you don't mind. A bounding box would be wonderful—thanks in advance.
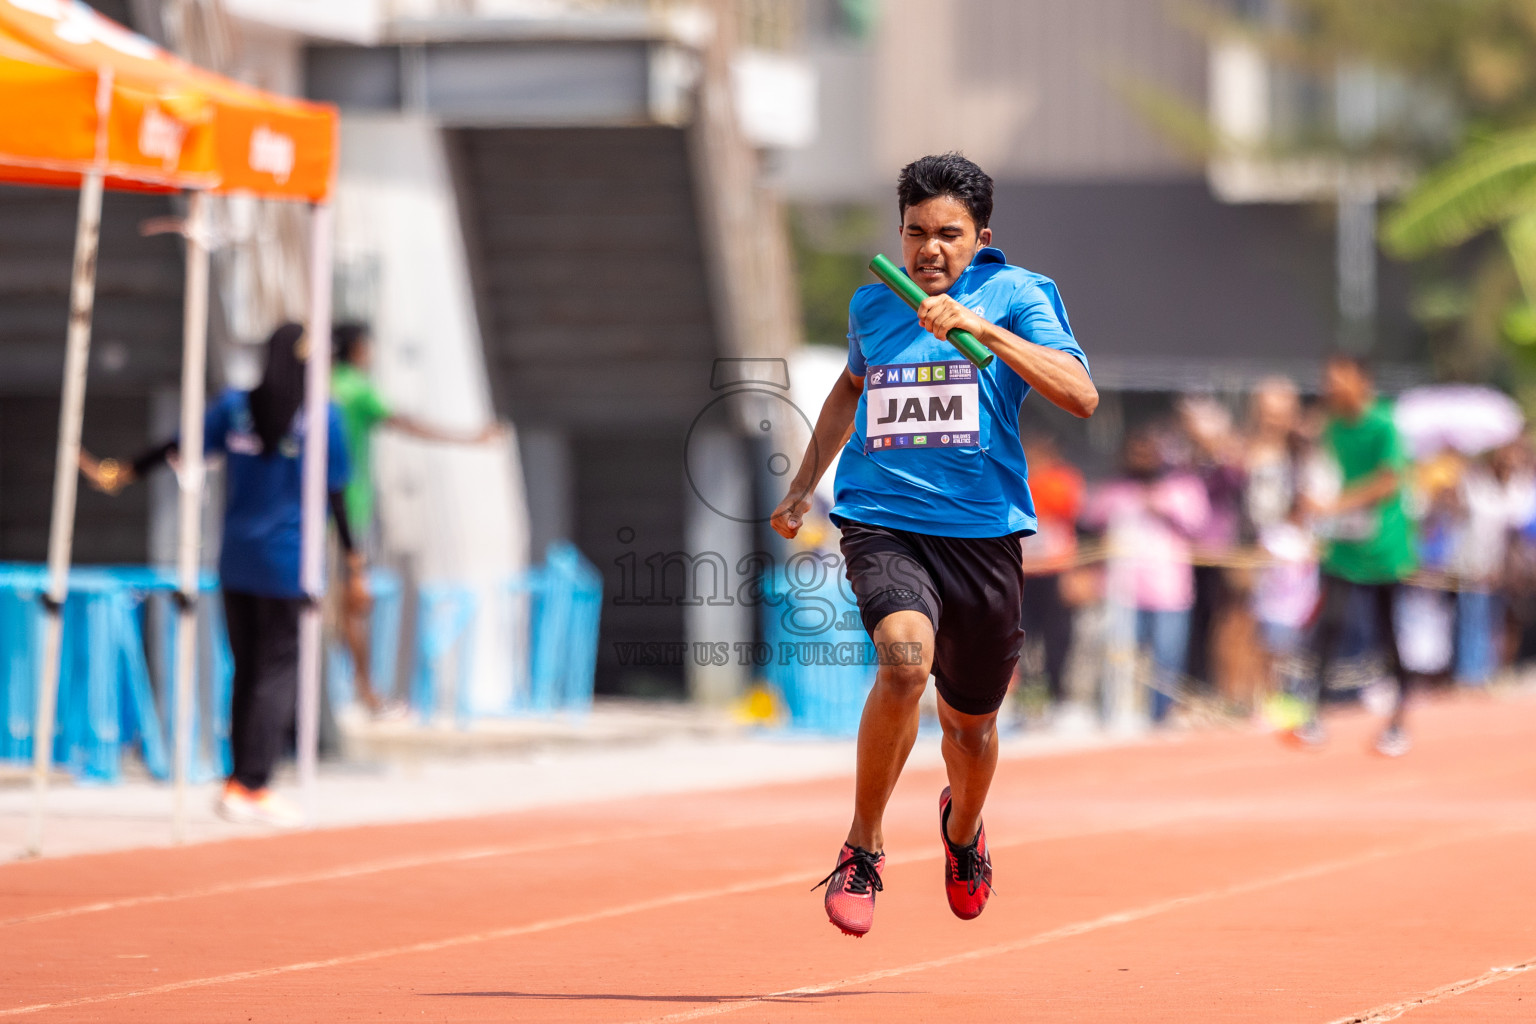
[812,843,885,936]
[939,785,993,920]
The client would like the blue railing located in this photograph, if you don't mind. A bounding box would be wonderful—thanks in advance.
[762,568,876,735]
[391,542,603,721]
[0,564,228,784]
[0,543,603,781]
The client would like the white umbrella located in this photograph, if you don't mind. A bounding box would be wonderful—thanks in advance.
[1393,385,1525,459]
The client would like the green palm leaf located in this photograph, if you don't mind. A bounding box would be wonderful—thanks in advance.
[1382,127,1536,257]
[1503,207,1536,305]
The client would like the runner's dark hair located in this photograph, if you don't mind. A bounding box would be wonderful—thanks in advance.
[333,321,370,366]
[248,322,307,457]
[897,153,993,230]
[1325,351,1374,380]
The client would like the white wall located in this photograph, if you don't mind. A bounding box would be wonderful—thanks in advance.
[779,0,1207,203]
[225,0,385,45]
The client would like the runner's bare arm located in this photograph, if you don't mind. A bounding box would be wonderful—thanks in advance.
[771,368,865,540]
[916,295,1097,418]
[384,414,502,444]
[1331,467,1402,513]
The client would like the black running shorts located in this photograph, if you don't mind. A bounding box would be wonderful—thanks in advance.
[835,517,1026,716]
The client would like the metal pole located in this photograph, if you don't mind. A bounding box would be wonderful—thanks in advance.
[27,168,105,856]
[296,202,333,825]
[1336,172,1377,355]
[1334,64,1378,356]
[171,191,211,842]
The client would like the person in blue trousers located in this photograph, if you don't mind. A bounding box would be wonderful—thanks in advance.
[82,322,356,827]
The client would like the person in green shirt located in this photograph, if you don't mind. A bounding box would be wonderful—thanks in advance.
[1298,354,1417,757]
[331,323,500,715]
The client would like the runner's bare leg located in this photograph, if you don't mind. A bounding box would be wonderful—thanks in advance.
[342,598,379,713]
[937,697,999,845]
[846,609,934,853]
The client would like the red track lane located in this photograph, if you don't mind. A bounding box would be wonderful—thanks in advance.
[3,690,1535,1022]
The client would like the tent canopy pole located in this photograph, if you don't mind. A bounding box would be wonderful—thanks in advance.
[26,166,105,857]
[171,190,211,843]
[27,67,114,857]
[296,201,334,825]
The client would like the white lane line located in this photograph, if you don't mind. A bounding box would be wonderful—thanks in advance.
[0,868,820,1019]
[0,814,821,929]
[628,826,1520,1024]
[4,724,1457,932]
[0,803,1202,931]
[1325,961,1536,1023]
[0,813,1210,1018]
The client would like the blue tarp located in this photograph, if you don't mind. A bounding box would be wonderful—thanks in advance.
[0,543,604,782]
[0,564,227,783]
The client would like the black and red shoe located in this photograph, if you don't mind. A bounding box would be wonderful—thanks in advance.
[939,785,993,920]
[813,843,885,936]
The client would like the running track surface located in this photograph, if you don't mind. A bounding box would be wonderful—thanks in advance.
[4,692,1536,1023]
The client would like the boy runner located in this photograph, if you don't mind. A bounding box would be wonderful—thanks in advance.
[1296,354,1417,756]
[773,154,1097,936]
[330,323,499,715]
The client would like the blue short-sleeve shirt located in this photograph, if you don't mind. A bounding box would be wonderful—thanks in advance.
[832,247,1088,538]
[204,389,350,598]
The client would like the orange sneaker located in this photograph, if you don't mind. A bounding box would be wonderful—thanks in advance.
[813,843,885,937]
[216,781,303,828]
[940,786,993,920]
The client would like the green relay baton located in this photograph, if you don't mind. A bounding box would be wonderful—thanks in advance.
[868,253,994,369]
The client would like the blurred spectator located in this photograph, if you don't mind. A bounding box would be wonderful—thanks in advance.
[1082,429,1211,723]
[1019,434,1084,705]
[1398,451,1460,680]
[1243,388,1322,703]
[1413,451,1463,573]
[1253,502,1319,704]
[1298,356,1417,756]
[1450,442,1536,685]
[1244,377,1302,535]
[330,322,499,715]
[1178,396,1247,694]
[82,323,354,827]
[1249,395,1320,708]
[1502,450,1536,665]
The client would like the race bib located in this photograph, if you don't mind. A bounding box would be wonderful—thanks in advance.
[864,360,982,453]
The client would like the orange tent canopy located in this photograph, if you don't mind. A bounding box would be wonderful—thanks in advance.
[0,0,335,201]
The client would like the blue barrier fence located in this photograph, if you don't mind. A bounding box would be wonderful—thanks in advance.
[1,542,603,782]
[391,542,603,721]
[762,568,876,735]
[0,564,228,784]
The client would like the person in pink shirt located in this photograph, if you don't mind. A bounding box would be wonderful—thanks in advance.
[1082,429,1211,722]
